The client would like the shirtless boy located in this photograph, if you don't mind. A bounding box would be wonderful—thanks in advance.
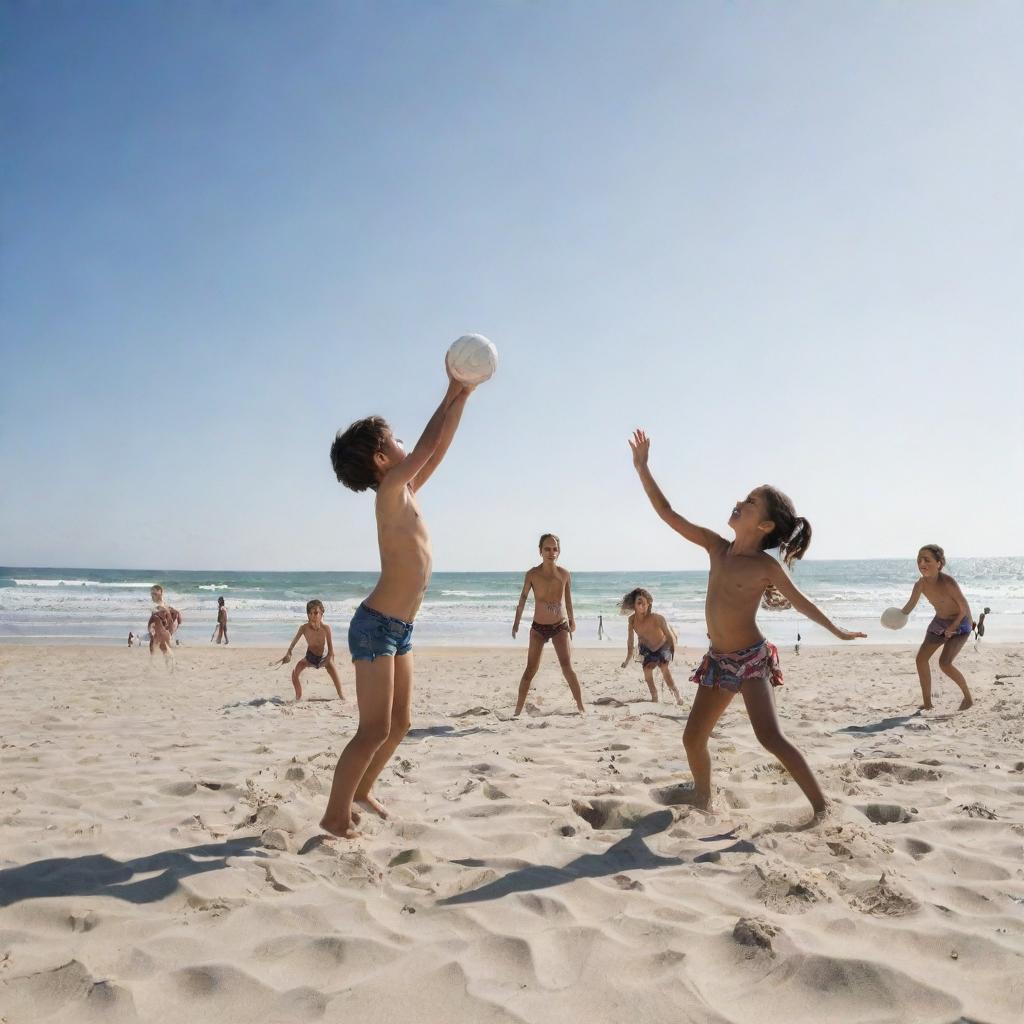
[512,534,586,716]
[620,587,683,704]
[320,357,475,837]
[278,599,344,701]
[899,544,974,710]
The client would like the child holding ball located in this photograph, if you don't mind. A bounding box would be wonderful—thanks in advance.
[899,544,974,711]
[320,350,480,838]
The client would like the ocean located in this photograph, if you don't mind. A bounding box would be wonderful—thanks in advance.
[1,559,1022,649]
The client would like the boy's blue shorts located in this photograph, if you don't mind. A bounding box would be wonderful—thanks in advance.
[348,603,414,662]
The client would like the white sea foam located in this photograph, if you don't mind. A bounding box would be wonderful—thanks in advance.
[13,578,154,589]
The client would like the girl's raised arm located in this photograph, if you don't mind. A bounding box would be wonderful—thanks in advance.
[629,429,723,551]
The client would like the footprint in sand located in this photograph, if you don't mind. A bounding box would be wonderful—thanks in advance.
[858,803,916,825]
[856,760,942,783]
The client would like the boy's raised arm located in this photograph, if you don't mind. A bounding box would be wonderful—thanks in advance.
[410,374,474,493]
[629,429,722,551]
[385,364,470,492]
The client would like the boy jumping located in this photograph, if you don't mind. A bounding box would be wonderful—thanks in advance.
[320,356,475,837]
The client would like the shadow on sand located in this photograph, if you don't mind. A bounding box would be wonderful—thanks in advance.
[438,810,760,906]
[837,712,921,735]
[0,837,264,907]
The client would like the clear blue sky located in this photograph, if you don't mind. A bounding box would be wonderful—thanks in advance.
[2,2,1022,571]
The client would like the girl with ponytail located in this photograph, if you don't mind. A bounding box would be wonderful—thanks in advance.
[628,429,865,820]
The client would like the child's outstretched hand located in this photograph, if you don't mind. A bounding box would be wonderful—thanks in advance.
[629,429,650,469]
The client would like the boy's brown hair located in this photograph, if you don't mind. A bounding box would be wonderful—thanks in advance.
[331,416,391,492]
[619,587,653,614]
[306,599,325,615]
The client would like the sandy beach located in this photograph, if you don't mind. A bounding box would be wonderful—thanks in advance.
[1,642,1022,1023]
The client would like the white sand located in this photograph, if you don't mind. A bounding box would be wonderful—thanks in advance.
[1,642,1022,1023]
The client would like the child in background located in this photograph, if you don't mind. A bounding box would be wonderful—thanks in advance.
[278,600,344,701]
[899,544,974,711]
[212,596,229,644]
[148,585,182,661]
[629,428,865,819]
[619,587,683,704]
[511,534,586,716]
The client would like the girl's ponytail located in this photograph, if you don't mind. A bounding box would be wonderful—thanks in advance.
[759,489,812,610]
[779,516,813,568]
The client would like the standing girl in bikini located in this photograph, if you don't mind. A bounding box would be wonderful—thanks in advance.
[512,534,586,716]
[899,544,973,710]
[629,429,865,818]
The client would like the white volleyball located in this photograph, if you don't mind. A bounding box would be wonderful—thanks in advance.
[447,333,497,385]
[880,607,908,630]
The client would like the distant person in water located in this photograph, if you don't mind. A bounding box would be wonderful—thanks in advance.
[899,544,974,711]
[512,533,586,716]
[212,596,229,645]
[128,631,136,648]
[629,428,865,819]
[148,585,182,664]
[277,600,344,701]
[619,587,683,704]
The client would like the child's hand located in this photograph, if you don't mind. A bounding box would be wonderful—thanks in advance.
[281,652,291,663]
[943,627,956,638]
[445,352,473,392]
[835,628,867,641]
[620,658,629,669]
[629,429,650,469]
[512,626,518,639]
[569,620,576,634]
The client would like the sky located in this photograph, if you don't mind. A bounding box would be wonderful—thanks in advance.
[2,1,1022,572]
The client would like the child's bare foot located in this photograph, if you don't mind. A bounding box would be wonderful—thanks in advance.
[918,702,933,711]
[355,795,389,820]
[958,694,973,710]
[319,815,359,839]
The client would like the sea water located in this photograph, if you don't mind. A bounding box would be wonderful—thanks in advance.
[2,559,1022,648]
